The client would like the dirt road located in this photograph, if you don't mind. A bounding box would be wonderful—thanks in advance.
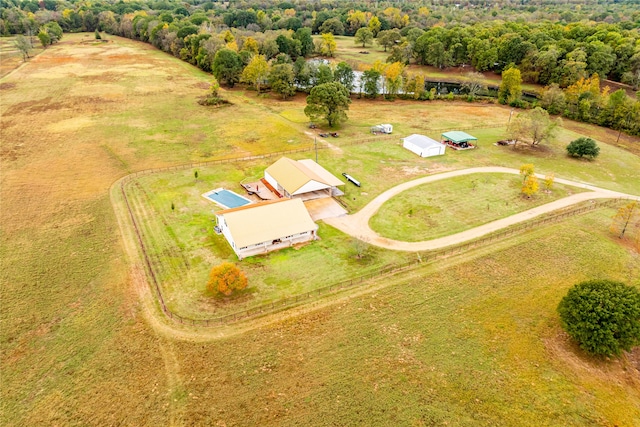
[324,167,640,251]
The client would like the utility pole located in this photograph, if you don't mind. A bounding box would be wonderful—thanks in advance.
[314,137,318,163]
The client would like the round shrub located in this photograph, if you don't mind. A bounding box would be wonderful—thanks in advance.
[566,137,600,159]
[557,279,640,357]
[207,262,248,297]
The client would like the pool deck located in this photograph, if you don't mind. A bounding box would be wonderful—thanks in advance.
[242,181,280,201]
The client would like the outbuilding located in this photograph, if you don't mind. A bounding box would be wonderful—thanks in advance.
[441,131,478,150]
[402,134,446,157]
[264,157,344,199]
[215,198,318,260]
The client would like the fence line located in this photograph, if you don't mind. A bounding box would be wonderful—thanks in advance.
[121,123,506,181]
[119,176,625,326]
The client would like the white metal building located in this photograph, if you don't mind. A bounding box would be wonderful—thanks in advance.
[402,134,446,157]
[215,198,318,259]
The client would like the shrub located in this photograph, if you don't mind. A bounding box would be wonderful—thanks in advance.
[207,263,248,297]
[566,137,600,159]
[557,279,640,357]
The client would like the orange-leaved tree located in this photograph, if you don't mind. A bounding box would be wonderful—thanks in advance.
[207,262,248,297]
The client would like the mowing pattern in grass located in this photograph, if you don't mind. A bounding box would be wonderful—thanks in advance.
[168,210,640,426]
[124,164,409,319]
[3,33,640,426]
[370,173,584,241]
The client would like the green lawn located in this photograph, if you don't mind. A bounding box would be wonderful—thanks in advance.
[369,173,584,241]
[125,164,409,319]
[172,209,640,426]
[4,33,640,427]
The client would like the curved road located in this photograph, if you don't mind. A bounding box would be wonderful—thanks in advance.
[324,167,639,251]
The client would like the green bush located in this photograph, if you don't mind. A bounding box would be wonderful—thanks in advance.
[557,279,640,357]
[566,137,600,159]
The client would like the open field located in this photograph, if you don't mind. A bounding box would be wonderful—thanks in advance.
[2,33,640,426]
[370,173,584,241]
[0,36,45,78]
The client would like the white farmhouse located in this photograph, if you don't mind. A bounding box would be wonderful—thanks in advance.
[402,134,446,157]
[264,157,344,199]
[215,198,318,259]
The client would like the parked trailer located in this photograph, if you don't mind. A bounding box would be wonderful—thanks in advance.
[342,172,361,187]
[371,124,393,134]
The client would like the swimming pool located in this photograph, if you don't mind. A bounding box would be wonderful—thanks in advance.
[202,188,253,209]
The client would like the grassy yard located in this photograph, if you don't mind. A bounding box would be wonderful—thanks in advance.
[2,32,640,427]
[369,173,584,241]
[125,163,409,319]
[169,209,640,426]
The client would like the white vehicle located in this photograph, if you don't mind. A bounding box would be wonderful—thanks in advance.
[371,124,393,134]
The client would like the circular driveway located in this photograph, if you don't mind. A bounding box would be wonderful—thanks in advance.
[324,167,639,251]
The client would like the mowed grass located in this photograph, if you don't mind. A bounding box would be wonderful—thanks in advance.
[370,173,584,241]
[2,32,640,427]
[125,162,409,318]
[253,94,640,201]
[166,210,640,426]
[122,90,639,319]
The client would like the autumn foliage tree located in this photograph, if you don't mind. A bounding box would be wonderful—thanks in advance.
[522,175,539,198]
[241,54,269,94]
[207,263,248,297]
[610,201,640,246]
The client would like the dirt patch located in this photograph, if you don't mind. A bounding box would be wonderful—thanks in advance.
[544,331,640,388]
[2,98,67,115]
[0,82,16,90]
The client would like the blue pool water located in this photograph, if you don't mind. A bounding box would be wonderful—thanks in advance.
[205,189,252,209]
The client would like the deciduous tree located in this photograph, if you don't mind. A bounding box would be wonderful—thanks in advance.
[304,82,350,127]
[384,61,405,98]
[519,163,535,182]
[544,173,555,191]
[367,16,381,37]
[14,35,31,61]
[269,63,296,99]
[207,262,248,297]
[334,62,354,93]
[610,201,639,239]
[521,174,538,198]
[319,33,337,57]
[509,107,559,146]
[377,29,401,52]
[212,48,243,87]
[354,27,373,48]
[558,280,640,357]
[498,66,522,105]
[461,72,486,99]
[540,84,566,115]
[241,54,269,93]
[362,68,381,99]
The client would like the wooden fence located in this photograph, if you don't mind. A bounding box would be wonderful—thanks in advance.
[119,172,626,326]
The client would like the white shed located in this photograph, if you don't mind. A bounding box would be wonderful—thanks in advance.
[402,134,446,157]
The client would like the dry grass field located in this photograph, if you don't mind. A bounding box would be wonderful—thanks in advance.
[2,33,640,426]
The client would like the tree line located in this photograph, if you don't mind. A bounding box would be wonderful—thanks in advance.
[3,0,639,135]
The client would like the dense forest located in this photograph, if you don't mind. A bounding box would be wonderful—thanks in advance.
[3,0,639,135]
